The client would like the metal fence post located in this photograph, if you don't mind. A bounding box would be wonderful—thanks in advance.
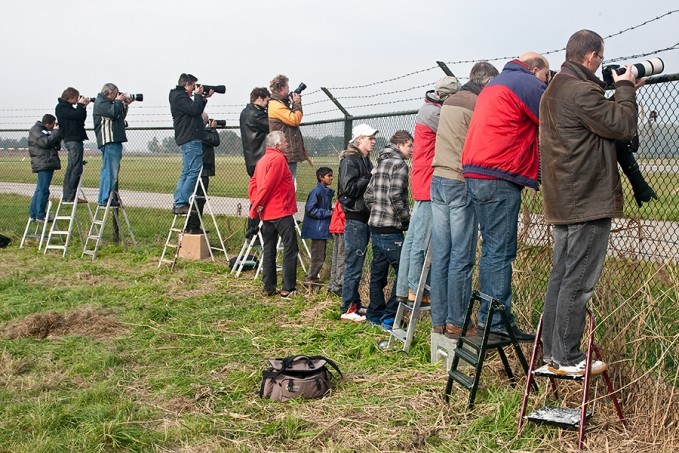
[436,61,456,77]
[321,87,353,148]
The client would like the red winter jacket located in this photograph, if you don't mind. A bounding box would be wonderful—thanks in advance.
[329,200,345,234]
[411,91,443,201]
[462,60,545,189]
[248,147,297,221]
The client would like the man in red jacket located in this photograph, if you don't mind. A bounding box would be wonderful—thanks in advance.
[461,52,550,341]
[249,131,299,298]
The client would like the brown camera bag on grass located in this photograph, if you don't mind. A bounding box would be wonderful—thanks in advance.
[259,355,343,402]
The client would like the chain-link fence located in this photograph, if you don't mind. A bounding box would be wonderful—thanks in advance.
[0,75,677,437]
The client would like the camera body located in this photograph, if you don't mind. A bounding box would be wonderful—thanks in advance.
[88,97,96,103]
[197,84,226,94]
[290,82,307,98]
[602,57,664,85]
[209,119,226,127]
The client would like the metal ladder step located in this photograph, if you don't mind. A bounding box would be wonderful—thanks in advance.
[454,346,480,367]
[526,406,592,430]
[448,370,474,390]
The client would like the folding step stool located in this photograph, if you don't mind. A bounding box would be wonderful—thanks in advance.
[378,238,432,353]
[44,164,94,256]
[19,200,53,250]
[82,190,136,260]
[159,172,229,270]
[517,310,625,451]
[444,290,534,409]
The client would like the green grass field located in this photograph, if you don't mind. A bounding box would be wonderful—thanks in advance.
[0,195,676,451]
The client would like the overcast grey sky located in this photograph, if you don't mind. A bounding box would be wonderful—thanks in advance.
[1,0,677,128]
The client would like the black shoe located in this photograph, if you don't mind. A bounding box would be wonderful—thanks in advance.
[173,205,190,215]
[490,324,535,342]
[185,228,208,235]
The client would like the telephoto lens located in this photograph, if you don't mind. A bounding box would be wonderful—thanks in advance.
[292,82,307,95]
[200,84,226,94]
[88,97,96,102]
[210,119,226,127]
[122,93,143,102]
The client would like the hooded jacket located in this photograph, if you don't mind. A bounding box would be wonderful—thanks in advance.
[301,182,335,240]
[364,144,410,232]
[55,98,88,142]
[338,144,373,222]
[239,102,269,168]
[268,94,308,164]
[410,90,443,200]
[93,93,128,149]
[28,121,62,173]
[248,147,297,221]
[540,61,637,224]
[169,86,206,146]
[462,60,546,189]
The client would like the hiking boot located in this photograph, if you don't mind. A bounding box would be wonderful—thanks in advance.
[263,288,277,297]
[432,325,445,335]
[280,290,298,299]
[444,324,478,339]
[548,359,608,376]
[408,289,431,306]
[340,304,366,322]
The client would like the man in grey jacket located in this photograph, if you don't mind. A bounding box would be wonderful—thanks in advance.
[93,83,132,207]
[540,29,640,376]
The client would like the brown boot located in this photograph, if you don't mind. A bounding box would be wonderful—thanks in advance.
[445,324,478,339]
[432,325,445,335]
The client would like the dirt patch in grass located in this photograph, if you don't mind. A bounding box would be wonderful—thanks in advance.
[2,306,124,339]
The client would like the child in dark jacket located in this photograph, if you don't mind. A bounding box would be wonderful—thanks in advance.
[301,167,334,287]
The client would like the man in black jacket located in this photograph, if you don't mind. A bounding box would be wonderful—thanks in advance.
[169,73,213,215]
[55,87,90,203]
[28,114,62,221]
[240,87,270,177]
[185,113,220,234]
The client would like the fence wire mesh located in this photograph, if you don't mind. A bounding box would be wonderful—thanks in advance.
[0,77,677,436]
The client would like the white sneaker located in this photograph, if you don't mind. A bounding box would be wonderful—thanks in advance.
[548,359,608,376]
[340,311,366,322]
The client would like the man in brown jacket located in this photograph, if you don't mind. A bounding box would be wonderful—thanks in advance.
[540,29,639,376]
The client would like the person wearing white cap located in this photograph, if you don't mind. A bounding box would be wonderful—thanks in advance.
[337,123,378,322]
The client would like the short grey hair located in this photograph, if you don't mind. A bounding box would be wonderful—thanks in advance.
[265,130,285,148]
[101,83,118,96]
[469,62,499,87]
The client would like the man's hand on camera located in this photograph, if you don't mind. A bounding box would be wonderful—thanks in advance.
[209,120,217,128]
[612,65,636,84]
[195,85,204,96]
[291,92,301,103]
[78,96,90,106]
[205,89,214,98]
[115,93,126,102]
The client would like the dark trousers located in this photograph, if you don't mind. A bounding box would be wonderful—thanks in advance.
[62,140,84,201]
[186,175,209,231]
[366,232,403,325]
[305,239,327,282]
[261,216,298,293]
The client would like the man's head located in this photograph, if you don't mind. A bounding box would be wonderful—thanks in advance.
[519,52,550,84]
[316,167,333,186]
[265,130,287,154]
[101,83,119,100]
[42,114,56,130]
[350,124,378,156]
[469,62,500,87]
[269,75,289,98]
[434,76,461,101]
[61,87,80,104]
[178,73,199,93]
[565,29,605,73]
[250,87,271,107]
[390,130,414,159]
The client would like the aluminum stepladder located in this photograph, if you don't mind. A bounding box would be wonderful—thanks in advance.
[159,170,229,270]
[44,162,94,256]
[20,200,53,250]
[444,291,535,409]
[517,310,625,452]
[82,189,136,260]
[378,238,432,353]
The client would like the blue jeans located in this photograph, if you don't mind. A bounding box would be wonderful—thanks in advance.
[395,201,432,298]
[466,178,521,329]
[341,219,370,313]
[430,176,477,328]
[366,232,403,324]
[174,139,203,208]
[542,219,611,366]
[29,169,54,220]
[62,140,84,201]
[98,142,122,206]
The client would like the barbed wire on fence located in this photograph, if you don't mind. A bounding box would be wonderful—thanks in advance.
[605,42,679,63]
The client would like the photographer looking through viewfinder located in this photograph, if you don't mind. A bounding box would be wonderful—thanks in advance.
[268,74,310,182]
[55,87,90,204]
[93,83,132,207]
[169,73,214,215]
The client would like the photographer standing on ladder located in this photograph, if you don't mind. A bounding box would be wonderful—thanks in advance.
[55,87,90,204]
[93,83,132,207]
[27,114,62,222]
[169,73,213,215]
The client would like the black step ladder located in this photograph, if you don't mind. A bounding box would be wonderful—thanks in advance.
[378,238,432,353]
[44,163,94,256]
[82,190,136,260]
[444,290,534,409]
[517,310,625,451]
[159,171,229,270]
[19,200,53,250]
